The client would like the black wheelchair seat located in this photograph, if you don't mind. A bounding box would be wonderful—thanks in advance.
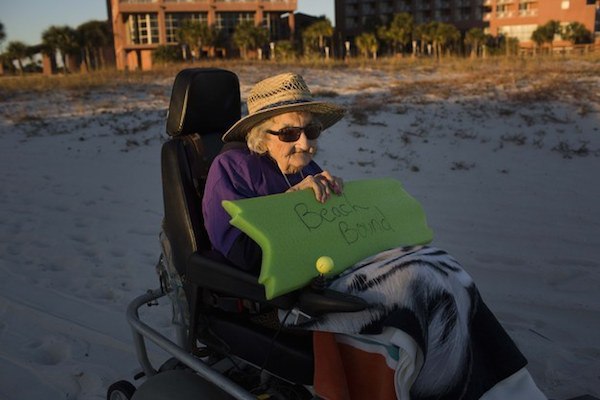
[161,68,316,384]
[160,67,365,386]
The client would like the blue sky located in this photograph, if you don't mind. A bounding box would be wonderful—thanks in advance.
[0,0,335,47]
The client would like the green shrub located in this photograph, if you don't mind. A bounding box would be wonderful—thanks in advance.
[273,40,297,61]
[153,45,182,64]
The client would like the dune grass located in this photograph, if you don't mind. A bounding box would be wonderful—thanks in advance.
[0,53,598,97]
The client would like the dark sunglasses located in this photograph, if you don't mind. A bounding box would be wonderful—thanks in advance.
[265,124,323,142]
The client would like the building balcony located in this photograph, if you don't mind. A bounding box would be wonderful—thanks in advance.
[361,5,377,14]
[483,11,491,20]
[483,0,491,5]
[518,8,538,17]
[118,0,289,2]
[213,0,294,2]
[496,10,514,18]
[119,0,294,5]
[496,0,514,4]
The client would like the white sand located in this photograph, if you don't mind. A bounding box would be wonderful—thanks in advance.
[0,62,598,399]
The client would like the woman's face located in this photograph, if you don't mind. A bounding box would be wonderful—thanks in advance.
[264,111,317,174]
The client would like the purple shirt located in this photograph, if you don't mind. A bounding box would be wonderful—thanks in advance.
[202,147,322,257]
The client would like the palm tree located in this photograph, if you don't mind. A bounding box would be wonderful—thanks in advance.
[561,22,592,45]
[273,40,296,61]
[232,21,251,60]
[377,13,414,56]
[177,20,217,61]
[200,23,219,57]
[531,27,545,54]
[302,19,333,57]
[355,32,379,60]
[418,22,440,56]
[531,20,561,54]
[5,41,28,72]
[0,22,7,73]
[77,20,111,70]
[232,20,268,60]
[465,27,486,58]
[433,23,460,57]
[419,21,439,57]
[502,36,520,56]
[413,24,427,55]
[544,20,561,53]
[177,20,201,61]
[42,25,79,72]
[0,22,6,48]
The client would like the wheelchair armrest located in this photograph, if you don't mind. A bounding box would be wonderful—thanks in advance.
[186,252,298,309]
[186,252,368,315]
[298,288,368,316]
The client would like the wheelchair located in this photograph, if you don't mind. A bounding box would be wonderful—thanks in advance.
[106,68,367,400]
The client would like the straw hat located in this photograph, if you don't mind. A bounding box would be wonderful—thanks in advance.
[222,72,345,142]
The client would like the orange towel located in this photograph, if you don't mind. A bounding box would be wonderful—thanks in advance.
[313,331,397,400]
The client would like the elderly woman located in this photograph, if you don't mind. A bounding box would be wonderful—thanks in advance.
[202,72,345,273]
[202,73,546,400]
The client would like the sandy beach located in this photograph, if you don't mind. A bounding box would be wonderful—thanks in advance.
[0,58,599,399]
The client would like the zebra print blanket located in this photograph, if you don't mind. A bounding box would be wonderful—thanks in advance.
[285,245,546,399]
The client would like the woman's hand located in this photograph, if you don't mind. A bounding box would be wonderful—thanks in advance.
[287,171,344,203]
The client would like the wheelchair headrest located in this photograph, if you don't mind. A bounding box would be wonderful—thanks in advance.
[166,68,241,138]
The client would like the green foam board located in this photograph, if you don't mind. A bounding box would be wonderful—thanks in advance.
[222,178,433,299]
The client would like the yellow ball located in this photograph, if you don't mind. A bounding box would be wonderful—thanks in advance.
[316,256,334,275]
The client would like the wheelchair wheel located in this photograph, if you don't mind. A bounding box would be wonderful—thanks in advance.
[107,380,136,400]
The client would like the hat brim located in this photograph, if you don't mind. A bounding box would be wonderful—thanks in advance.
[222,101,346,143]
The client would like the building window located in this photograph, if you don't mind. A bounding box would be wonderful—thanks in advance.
[460,7,472,21]
[518,1,537,16]
[361,2,377,15]
[263,12,289,41]
[165,13,208,43]
[216,12,255,35]
[346,3,359,16]
[498,24,537,42]
[126,13,159,44]
[561,1,570,9]
[165,14,178,43]
[345,17,357,29]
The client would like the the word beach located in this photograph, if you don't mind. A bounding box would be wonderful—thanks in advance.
[293,192,395,245]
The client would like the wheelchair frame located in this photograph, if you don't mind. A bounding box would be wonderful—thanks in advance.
[126,287,255,400]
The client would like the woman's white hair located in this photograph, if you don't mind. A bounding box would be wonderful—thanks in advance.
[246,117,273,155]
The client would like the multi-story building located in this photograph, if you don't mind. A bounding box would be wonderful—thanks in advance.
[485,0,599,46]
[335,0,489,42]
[335,0,600,47]
[107,0,297,70]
